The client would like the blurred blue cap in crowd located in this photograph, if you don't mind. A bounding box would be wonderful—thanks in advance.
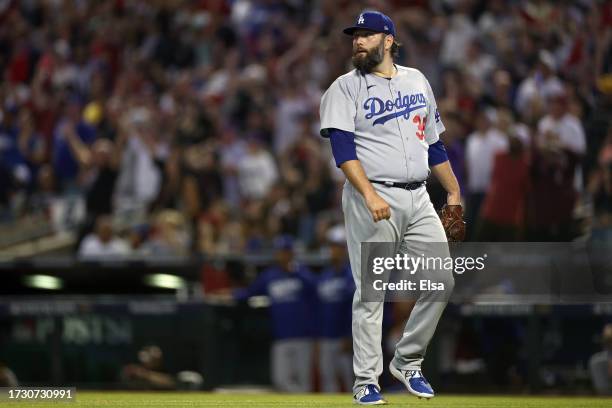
[343,10,396,37]
[274,235,294,251]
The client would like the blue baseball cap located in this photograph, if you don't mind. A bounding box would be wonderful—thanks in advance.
[343,10,396,37]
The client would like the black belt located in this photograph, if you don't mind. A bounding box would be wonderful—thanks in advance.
[370,180,425,190]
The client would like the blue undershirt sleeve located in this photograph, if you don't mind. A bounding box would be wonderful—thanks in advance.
[428,140,449,167]
[328,128,358,168]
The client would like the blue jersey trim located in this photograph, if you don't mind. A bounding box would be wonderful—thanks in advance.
[428,140,448,166]
[329,128,358,168]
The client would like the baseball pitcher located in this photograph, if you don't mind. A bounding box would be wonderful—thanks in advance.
[319,10,465,405]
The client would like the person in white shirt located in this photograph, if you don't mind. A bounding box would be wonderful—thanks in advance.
[273,82,319,155]
[237,136,278,200]
[537,93,586,156]
[462,40,497,89]
[440,10,477,66]
[78,215,129,258]
[537,92,587,192]
[113,109,163,216]
[515,51,564,121]
[465,109,508,237]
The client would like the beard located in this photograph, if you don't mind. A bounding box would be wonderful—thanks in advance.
[352,39,385,73]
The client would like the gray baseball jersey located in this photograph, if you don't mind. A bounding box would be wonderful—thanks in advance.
[320,65,445,182]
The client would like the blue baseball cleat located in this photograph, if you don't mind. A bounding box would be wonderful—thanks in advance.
[389,362,435,399]
[353,384,387,405]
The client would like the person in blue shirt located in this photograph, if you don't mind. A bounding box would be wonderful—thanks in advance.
[0,107,32,195]
[233,235,317,392]
[52,98,97,188]
[317,225,355,393]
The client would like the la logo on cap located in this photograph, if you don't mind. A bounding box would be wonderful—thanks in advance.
[358,13,364,24]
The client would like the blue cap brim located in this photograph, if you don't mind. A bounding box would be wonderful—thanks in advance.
[343,26,380,35]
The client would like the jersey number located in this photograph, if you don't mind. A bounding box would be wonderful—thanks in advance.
[413,115,426,141]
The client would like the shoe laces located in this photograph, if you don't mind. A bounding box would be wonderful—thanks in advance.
[367,384,379,394]
[407,370,431,386]
[355,384,379,399]
[408,370,422,378]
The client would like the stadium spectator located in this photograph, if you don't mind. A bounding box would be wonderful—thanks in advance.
[26,164,57,219]
[126,223,150,255]
[537,91,587,184]
[197,199,244,255]
[120,345,176,390]
[113,108,163,217]
[233,235,317,393]
[477,111,530,241]
[142,210,190,257]
[515,51,564,123]
[52,98,97,188]
[218,127,248,209]
[16,107,46,187]
[273,81,319,155]
[181,141,224,219]
[316,225,354,393]
[461,39,497,91]
[465,109,508,238]
[486,69,514,110]
[279,119,336,247]
[79,138,122,220]
[237,135,278,201]
[477,0,515,40]
[0,105,27,214]
[78,214,129,258]
[527,92,585,241]
[589,323,612,395]
[26,164,85,233]
[439,2,477,67]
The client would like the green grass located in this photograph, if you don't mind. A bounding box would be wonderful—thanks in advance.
[7,392,612,407]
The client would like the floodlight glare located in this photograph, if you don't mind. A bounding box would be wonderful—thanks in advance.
[23,274,63,290]
[143,273,186,289]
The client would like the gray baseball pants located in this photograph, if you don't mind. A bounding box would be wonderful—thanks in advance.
[271,339,313,392]
[342,181,454,394]
[318,338,353,393]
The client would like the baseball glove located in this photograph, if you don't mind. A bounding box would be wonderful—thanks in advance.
[438,204,466,242]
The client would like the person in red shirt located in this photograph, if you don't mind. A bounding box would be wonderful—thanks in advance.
[477,132,530,241]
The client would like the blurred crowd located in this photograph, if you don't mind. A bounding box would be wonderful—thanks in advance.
[0,0,611,257]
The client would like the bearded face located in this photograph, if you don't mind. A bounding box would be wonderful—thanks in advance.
[352,33,385,73]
